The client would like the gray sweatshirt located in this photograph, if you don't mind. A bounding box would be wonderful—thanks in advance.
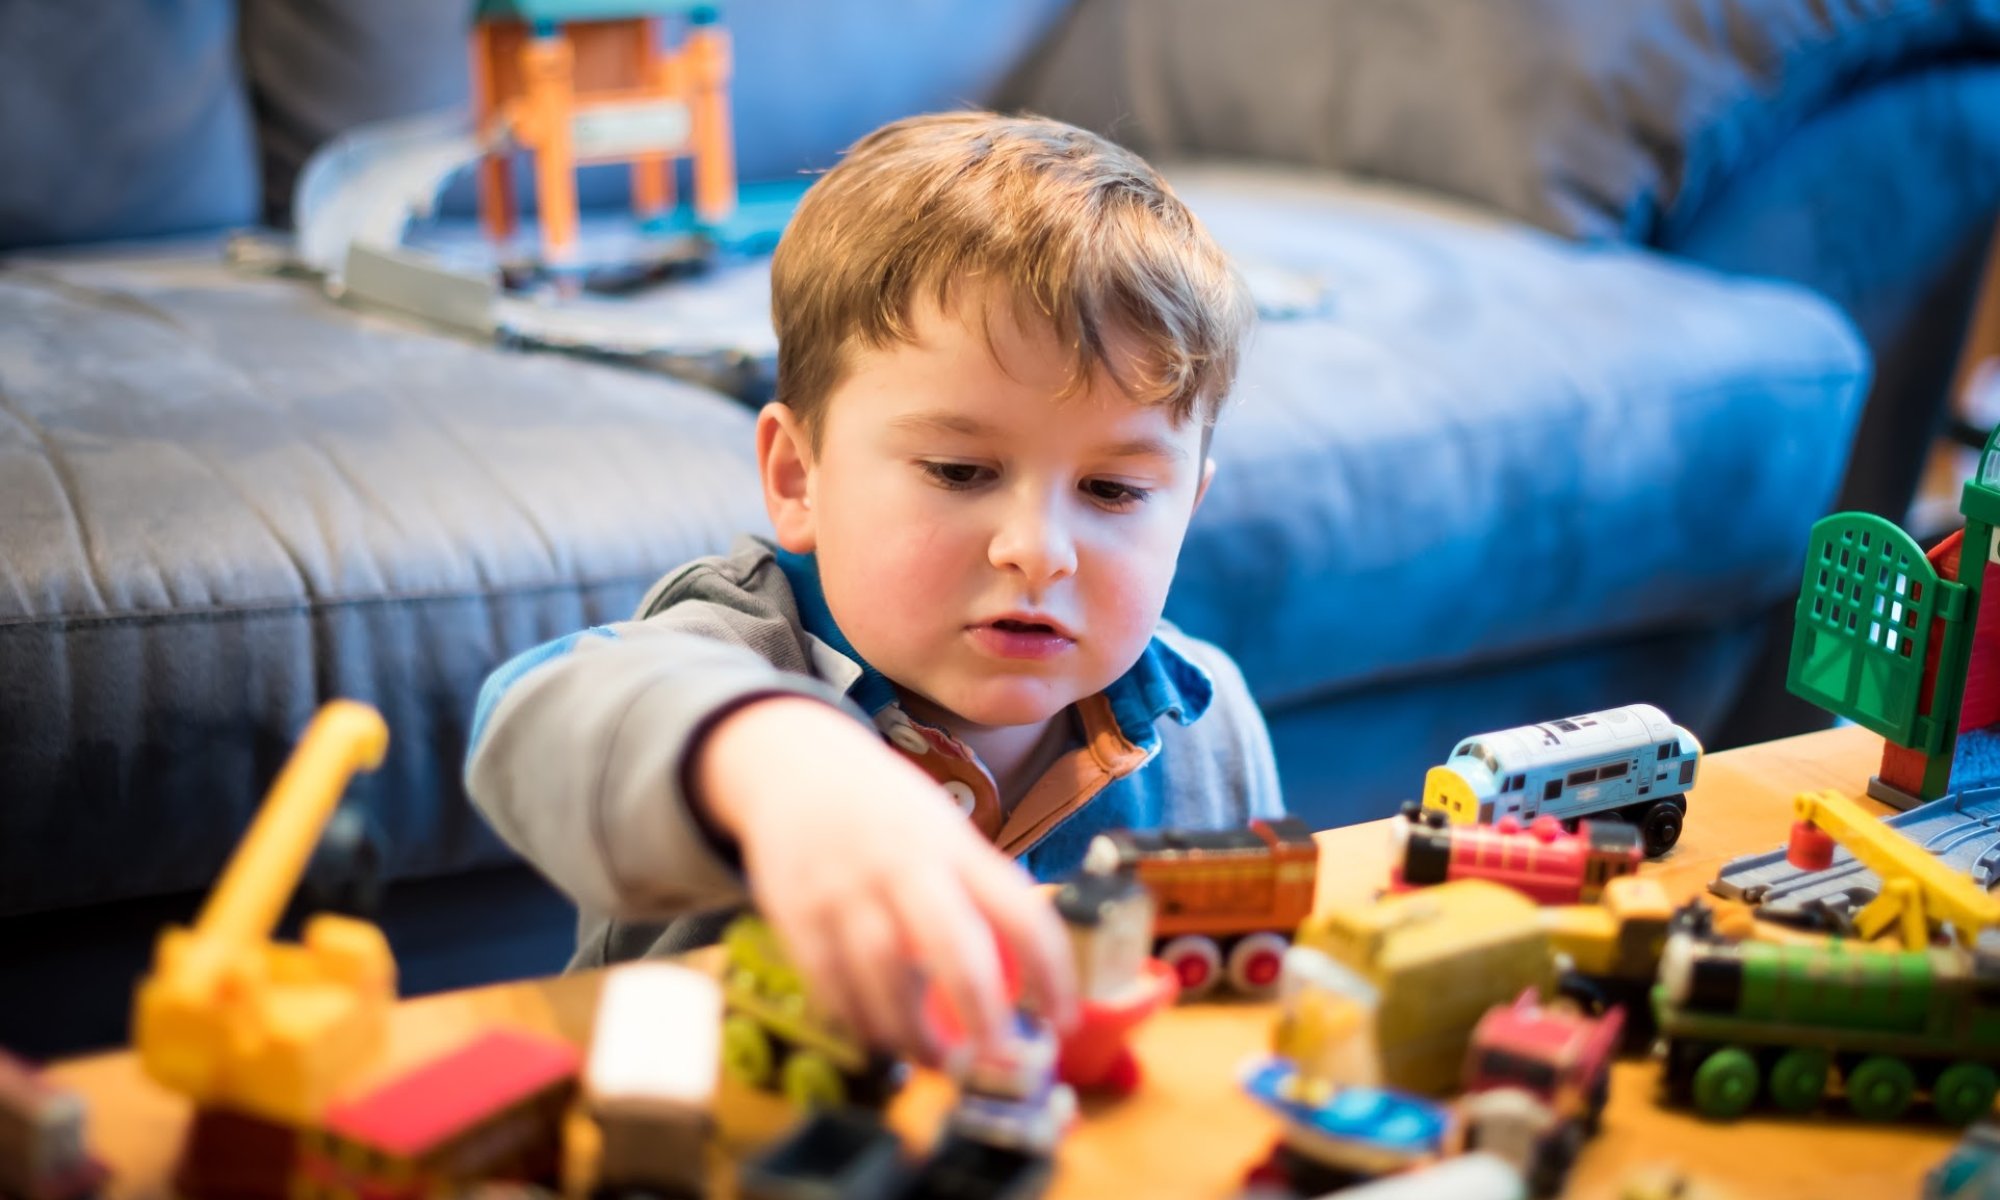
[465,536,1284,967]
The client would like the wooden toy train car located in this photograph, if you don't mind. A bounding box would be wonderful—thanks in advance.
[1461,990,1622,1197]
[587,962,721,1199]
[720,914,904,1110]
[1421,704,1702,857]
[1391,806,1644,905]
[1083,817,1318,998]
[1657,932,2000,1123]
[0,1051,108,1200]
[293,1028,579,1200]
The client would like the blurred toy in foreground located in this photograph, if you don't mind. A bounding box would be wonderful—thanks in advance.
[1390,806,1643,905]
[586,963,721,1199]
[1656,927,2000,1123]
[295,1029,578,1198]
[1052,870,1177,1095]
[1294,880,1553,1096]
[1083,817,1318,999]
[1539,876,1685,1054]
[1421,704,1701,858]
[720,913,904,1110]
[133,700,398,1129]
[0,1051,108,1200]
[1928,1121,2000,1200]
[1459,990,1620,1197]
[1239,1056,1454,1197]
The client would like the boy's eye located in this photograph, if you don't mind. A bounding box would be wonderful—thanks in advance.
[920,461,991,489]
[1084,479,1150,507]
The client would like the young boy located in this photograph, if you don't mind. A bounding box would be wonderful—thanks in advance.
[467,111,1282,1059]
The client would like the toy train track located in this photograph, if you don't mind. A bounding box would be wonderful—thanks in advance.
[1710,785,2000,921]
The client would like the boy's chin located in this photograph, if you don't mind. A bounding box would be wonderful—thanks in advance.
[933,681,1079,729]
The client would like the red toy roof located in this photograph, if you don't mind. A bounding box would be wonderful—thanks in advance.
[326,1028,580,1158]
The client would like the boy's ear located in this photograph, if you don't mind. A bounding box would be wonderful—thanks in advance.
[1192,456,1217,516]
[757,403,818,553]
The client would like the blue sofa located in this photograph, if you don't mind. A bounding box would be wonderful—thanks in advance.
[6,0,1993,1055]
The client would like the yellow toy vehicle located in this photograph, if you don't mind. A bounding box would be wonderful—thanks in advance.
[718,913,903,1110]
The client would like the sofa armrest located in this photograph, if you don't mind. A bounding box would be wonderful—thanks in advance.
[1005,0,2000,243]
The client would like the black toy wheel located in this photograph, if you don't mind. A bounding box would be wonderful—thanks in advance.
[1639,800,1684,857]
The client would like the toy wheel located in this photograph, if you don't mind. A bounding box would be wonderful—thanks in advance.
[1528,1123,1586,1198]
[1846,1056,1916,1121]
[1691,1046,1760,1119]
[1639,802,1683,857]
[780,1050,848,1111]
[1226,932,1290,997]
[1159,935,1223,999]
[1767,1048,1830,1114]
[722,1014,774,1090]
[1933,1062,1999,1125]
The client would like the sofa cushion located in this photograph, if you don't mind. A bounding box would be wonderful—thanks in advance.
[0,3,258,249]
[0,244,766,918]
[1006,0,2000,243]
[1162,164,1867,707]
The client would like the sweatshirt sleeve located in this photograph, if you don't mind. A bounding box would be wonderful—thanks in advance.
[463,609,859,920]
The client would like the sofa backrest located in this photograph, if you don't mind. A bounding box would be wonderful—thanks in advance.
[0,0,1076,250]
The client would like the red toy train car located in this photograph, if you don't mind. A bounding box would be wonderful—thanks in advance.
[1389,805,1642,906]
[1084,817,1318,998]
[294,1028,579,1200]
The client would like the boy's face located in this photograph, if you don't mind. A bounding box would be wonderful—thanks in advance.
[763,287,1213,732]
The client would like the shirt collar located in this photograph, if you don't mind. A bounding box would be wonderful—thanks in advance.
[773,544,1213,746]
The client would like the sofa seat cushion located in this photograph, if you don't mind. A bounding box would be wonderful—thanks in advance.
[1161,164,1867,709]
[0,244,766,917]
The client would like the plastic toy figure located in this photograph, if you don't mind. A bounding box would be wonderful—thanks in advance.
[295,1028,580,1197]
[1656,928,2000,1123]
[586,962,721,1199]
[719,913,904,1110]
[1081,817,1318,999]
[941,1014,1076,1158]
[1420,704,1702,857]
[0,1050,108,1200]
[1051,870,1177,1095]
[1390,804,1644,905]
[1460,990,1621,1197]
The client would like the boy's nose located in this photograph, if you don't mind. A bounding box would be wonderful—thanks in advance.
[989,504,1077,588]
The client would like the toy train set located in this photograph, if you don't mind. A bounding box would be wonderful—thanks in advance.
[22,696,2000,1200]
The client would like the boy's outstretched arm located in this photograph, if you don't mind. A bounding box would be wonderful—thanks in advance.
[465,621,853,919]
[694,696,1077,1060]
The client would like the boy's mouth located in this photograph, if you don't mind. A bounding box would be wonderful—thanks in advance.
[970,614,1077,660]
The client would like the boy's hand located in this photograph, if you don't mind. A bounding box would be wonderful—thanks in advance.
[694,696,1078,1061]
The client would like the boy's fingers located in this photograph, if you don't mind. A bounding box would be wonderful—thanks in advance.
[837,898,930,1059]
[783,909,876,1048]
[966,852,1078,1031]
[897,870,1009,1053]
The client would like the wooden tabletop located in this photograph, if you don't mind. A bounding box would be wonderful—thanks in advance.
[51,724,1960,1200]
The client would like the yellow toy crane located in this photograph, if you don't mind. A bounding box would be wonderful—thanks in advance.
[132,701,398,1126]
[1788,788,2000,950]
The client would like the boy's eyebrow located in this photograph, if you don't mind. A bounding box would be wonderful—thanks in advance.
[889,411,1189,463]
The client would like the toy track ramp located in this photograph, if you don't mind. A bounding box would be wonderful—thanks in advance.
[294,108,483,283]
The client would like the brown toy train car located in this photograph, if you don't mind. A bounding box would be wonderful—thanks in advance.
[1084,817,1319,998]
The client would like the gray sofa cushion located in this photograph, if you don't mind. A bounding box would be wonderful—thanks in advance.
[1008,0,2000,242]
[0,3,258,249]
[0,245,766,917]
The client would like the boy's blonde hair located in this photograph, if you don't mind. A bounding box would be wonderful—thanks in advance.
[770,111,1255,450]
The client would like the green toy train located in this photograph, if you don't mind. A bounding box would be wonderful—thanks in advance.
[1655,931,2000,1124]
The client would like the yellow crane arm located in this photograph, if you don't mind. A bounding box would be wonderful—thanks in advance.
[1793,789,2000,948]
[178,701,390,993]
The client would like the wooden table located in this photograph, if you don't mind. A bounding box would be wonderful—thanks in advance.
[51,724,1963,1199]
